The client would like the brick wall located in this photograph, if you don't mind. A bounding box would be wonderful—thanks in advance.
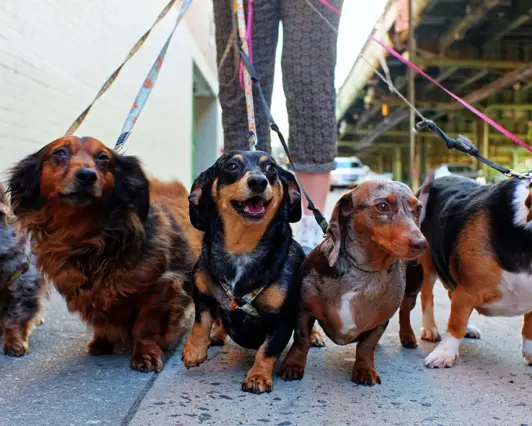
[0,0,220,188]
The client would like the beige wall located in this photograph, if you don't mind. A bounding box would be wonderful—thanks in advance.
[0,0,220,188]
[186,0,218,74]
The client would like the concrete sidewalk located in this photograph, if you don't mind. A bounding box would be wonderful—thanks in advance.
[128,286,532,426]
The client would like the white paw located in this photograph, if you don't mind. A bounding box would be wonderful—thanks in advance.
[424,335,461,369]
[420,327,441,342]
[465,323,481,339]
[523,339,532,365]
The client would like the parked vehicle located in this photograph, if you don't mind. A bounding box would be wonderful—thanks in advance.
[330,156,371,190]
[433,163,486,184]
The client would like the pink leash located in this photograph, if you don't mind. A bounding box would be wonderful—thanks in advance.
[317,0,341,15]
[369,35,532,153]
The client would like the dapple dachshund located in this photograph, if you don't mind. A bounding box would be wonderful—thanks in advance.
[9,136,203,372]
[0,185,49,356]
[279,180,426,385]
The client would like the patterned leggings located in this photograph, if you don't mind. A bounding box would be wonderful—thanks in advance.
[213,0,343,173]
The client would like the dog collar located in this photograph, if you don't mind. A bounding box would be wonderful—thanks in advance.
[8,255,30,284]
[218,280,265,317]
[344,251,400,274]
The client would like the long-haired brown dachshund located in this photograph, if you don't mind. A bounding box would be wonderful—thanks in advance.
[8,136,202,372]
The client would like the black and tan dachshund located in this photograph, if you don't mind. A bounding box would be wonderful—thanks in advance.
[182,150,323,394]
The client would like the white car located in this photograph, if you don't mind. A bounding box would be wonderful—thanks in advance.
[330,157,371,190]
[433,163,486,184]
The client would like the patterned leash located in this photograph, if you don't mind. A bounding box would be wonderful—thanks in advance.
[115,0,193,151]
[65,0,181,137]
[234,0,258,151]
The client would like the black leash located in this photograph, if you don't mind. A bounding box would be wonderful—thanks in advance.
[236,42,329,233]
[416,120,532,180]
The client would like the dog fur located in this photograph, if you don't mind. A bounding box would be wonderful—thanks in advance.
[181,150,310,394]
[279,181,426,385]
[399,173,532,368]
[8,136,202,372]
[0,185,49,356]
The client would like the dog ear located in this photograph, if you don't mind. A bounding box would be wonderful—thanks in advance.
[9,151,43,216]
[113,154,150,221]
[279,168,302,223]
[189,166,216,231]
[321,192,354,267]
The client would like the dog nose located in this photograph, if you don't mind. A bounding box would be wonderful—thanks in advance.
[409,237,427,253]
[248,175,268,193]
[75,168,97,186]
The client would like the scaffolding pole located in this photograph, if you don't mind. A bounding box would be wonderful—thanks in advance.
[408,0,417,189]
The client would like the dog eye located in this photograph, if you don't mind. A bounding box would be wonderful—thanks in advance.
[225,162,238,172]
[95,153,110,162]
[375,202,390,213]
[414,205,422,215]
[264,163,276,174]
[52,148,69,158]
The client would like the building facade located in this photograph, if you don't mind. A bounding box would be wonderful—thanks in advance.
[0,0,221,188]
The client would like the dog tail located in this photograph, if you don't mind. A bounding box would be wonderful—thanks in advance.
[416,171,435,224]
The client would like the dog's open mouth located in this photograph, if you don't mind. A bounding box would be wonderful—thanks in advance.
[231,196,271,219]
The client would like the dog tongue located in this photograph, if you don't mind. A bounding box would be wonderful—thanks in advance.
[244,198,265,215]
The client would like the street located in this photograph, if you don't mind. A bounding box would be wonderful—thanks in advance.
[1,191,531,426]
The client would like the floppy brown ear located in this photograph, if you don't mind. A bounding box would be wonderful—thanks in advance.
[321,192,354,267]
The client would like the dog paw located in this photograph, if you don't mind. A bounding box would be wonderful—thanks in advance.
[420,327,441,342]
[87,338,115,355]
[465,323,481,339]
[400,331,418,349]
[278,360,305,381]
[424,336,460,369]
[522,339,532,365]
[352,366,381,386]
[182,339,208,369]
[4,341,29,357]
[310,327,326,348]
[131,353,163,373]
[241,373,273,394]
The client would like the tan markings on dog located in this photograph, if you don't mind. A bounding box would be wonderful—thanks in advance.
[216,176,283,254]
[398,295,418,348]
[2,321,32,357]
[419,250,441,342]
[242,342,276,393]
[209,318,228,346]
[194,270,211,294]
[453,212,502,317]
[259,155,269,163]
[234,154,243,162]
[526,193,532,222]
[408,197,419,208]
[257,284,286,311]
[182,311,214,368]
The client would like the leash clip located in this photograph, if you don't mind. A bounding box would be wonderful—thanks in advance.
[505,169,532,180]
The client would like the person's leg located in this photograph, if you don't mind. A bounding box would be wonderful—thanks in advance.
[213,0,281,152]
[280,0,343,252]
